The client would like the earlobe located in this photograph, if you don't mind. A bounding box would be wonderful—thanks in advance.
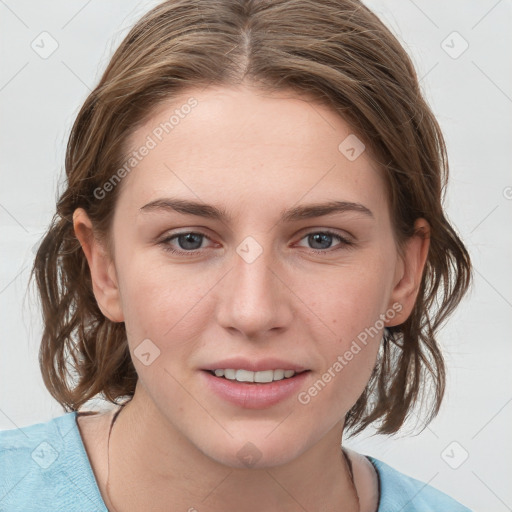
[72,208,124,323]
[386,218,430,327]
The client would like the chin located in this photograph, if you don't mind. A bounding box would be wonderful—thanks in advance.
[197,432,307,470]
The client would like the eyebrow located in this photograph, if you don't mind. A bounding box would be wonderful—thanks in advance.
[139,197,374,222]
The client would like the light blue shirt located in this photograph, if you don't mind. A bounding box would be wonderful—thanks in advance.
[1,412,473,511]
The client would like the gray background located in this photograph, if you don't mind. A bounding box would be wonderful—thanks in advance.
[1,1,511,511]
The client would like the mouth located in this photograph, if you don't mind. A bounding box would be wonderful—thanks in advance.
[204,368,310,384]
[201,368,311,409]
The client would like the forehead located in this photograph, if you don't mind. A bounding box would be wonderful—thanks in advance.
[117,85,387,218]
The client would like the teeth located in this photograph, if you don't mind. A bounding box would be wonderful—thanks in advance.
[254,370,274,383]
[273,369,285,380]
[212,368,298,383]
[224,369,236,379]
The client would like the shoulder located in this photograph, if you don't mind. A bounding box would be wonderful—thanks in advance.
[366,455,473,512]
[0,411,107,511]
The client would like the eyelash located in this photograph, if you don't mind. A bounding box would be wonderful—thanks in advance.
[158,230,354,257]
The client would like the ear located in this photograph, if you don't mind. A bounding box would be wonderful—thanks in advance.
[386,218,430,327]
[73,208,124,323]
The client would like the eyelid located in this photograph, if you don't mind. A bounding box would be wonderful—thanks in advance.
[159,227,353,244]
[293,229,354,252]
[295,225,355,241]
[159,230,216,250]
[159,227,356,256]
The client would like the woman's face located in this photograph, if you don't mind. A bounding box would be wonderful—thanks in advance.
[77,84,427,468]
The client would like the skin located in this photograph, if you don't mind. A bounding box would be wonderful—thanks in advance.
[73,84,430,512]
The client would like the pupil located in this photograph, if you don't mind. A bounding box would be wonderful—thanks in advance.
[310,233,331,249]
[179,233,201,250]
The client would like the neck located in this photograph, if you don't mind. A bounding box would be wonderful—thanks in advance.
[105,388,360,512]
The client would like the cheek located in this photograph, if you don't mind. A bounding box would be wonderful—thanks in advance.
[295,281,385,424]
[292,250,395,400]
[118,253,203,333]
[295,252,396,339]
[116,258,209,400]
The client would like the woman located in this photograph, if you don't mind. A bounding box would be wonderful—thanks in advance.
[0,0,472,510]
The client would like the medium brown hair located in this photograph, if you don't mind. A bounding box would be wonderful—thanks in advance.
[30,0,471,437]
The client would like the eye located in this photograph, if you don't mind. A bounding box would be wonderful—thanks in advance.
[159,231,212,256]
[296,230,354,254]
[158,229,355,257]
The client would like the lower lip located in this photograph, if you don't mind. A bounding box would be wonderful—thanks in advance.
[201,370,310,409]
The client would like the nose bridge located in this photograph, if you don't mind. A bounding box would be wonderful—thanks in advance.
[216,236,290,337]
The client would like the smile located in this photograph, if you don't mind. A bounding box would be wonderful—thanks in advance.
[202,369,311,409]
[209,368,299,383]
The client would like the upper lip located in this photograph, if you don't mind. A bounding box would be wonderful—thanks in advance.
[202,357,309,373]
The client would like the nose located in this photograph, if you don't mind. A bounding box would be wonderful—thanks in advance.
[215,241,293,340]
